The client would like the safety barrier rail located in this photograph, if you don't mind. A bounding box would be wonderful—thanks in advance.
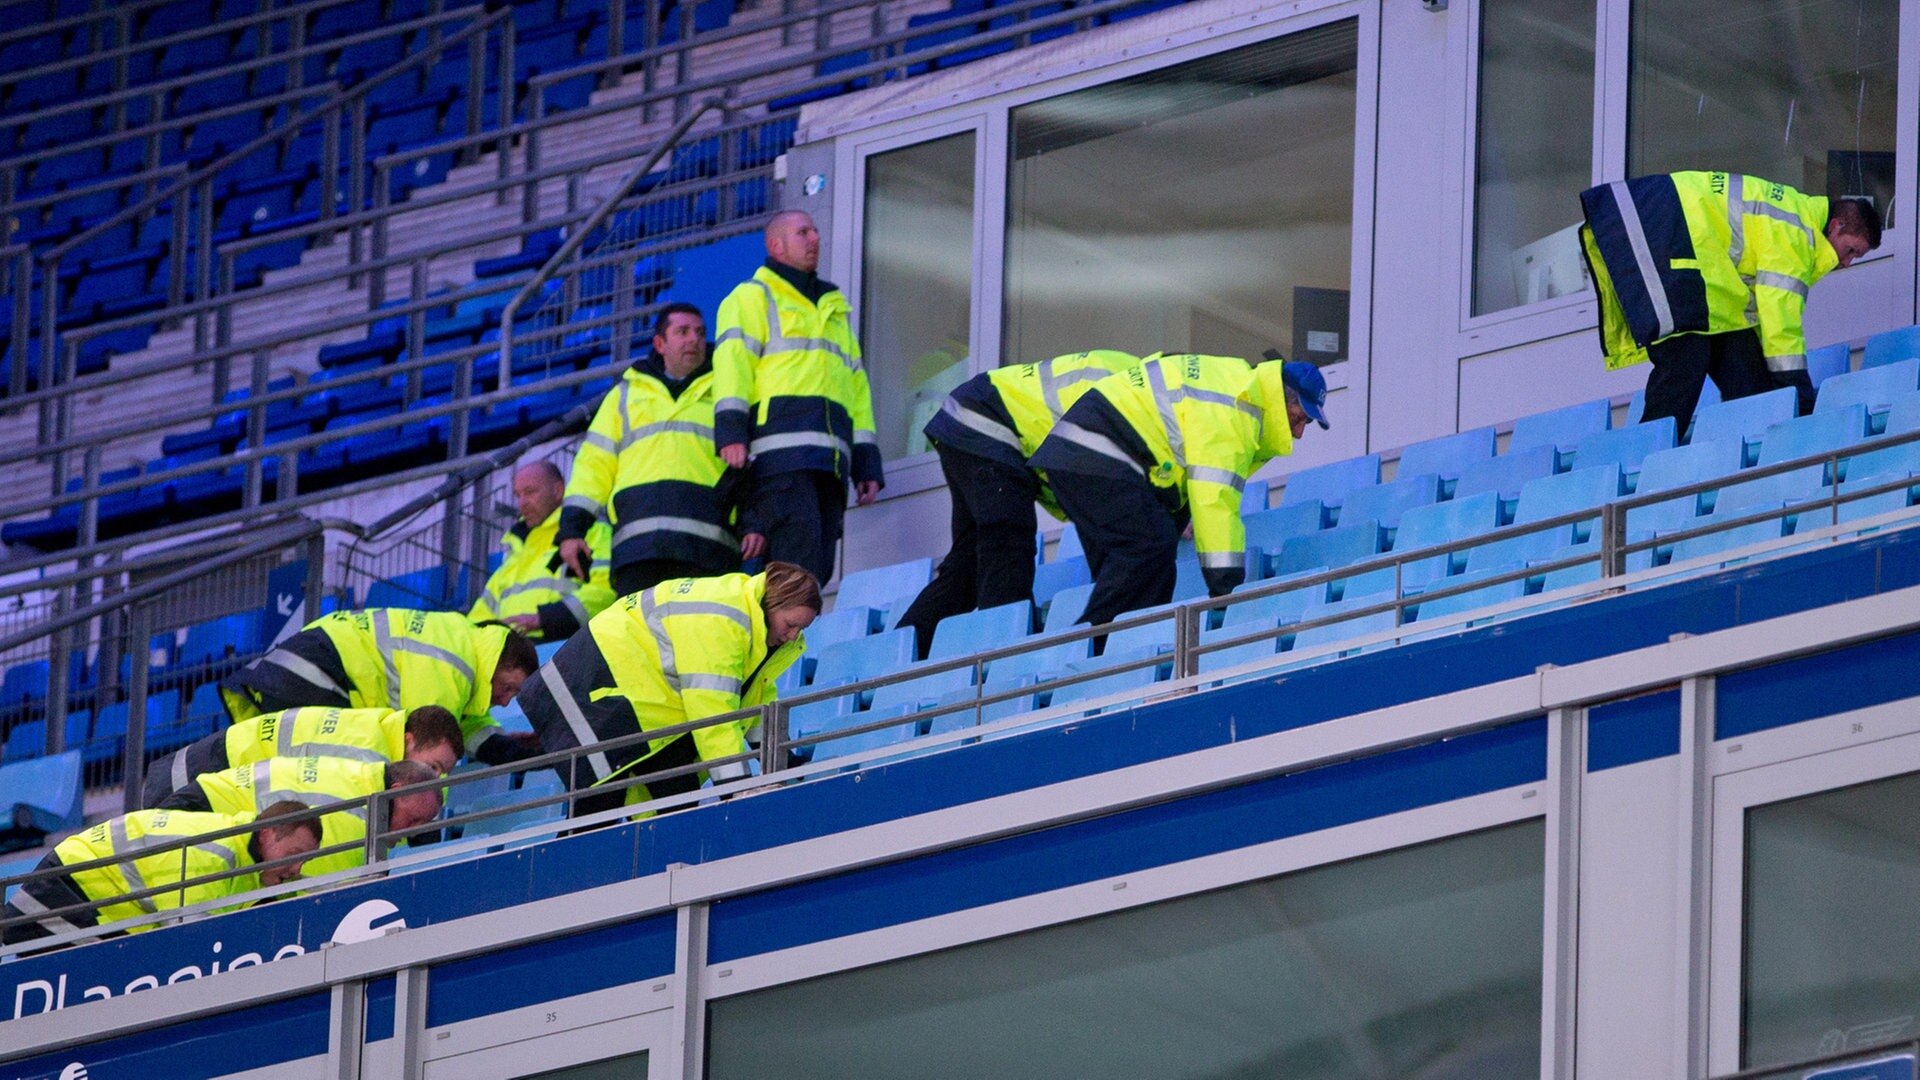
[3,438,1916,957]
[1708,1039,1919,1079]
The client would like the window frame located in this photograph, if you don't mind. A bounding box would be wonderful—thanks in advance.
[832,0,1378,499]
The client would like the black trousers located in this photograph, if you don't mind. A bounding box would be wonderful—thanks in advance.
[1050,471,1179,628]
[895,444,1039,656]
[140,731,230,809]
[613,559,710,598]
[745,470,846,585]
[560,730,705,821]
[220,629,352,722]
[1,852,97,945]
[1641,328,1813,429]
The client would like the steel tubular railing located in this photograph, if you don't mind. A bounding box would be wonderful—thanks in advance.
[3,474,1918,954]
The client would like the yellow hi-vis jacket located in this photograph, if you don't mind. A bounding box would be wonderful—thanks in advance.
[225,707,408,768]
[712,263,883,486]
[312,609,509,754]
[923,350,1140,518]
[54,809,262,930]
[557,356,740,573]
[519,571,803,802]
[190,756,386,879]
[1031,354,1295,595]
[470,507,615,640]
[1580,171,1839,379]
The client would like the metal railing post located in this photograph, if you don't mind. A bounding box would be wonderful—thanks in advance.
[761,700,787,774]
[122,602,152,814]
[366,789,388,865]
[78,445,102,551]
[1599,501,1625,577]
[1172,603,1198,681]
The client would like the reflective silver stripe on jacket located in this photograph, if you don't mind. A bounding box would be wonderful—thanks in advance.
[621,419,716,450]
[170,747,191,792]
[1048,419,1146,477]
[8,886,85,934]
[563,493,605,516]
[750,431,851,459]
[371,618,402,708]
[1609,181,1677,340]
[714,327,763,355]
[1187,465,1246,491]
[1753,270,1809,299]
[253,761,367,823]
[261,651,350,702]
[940,397,1022,451]
[1039,364,1109,417]
[110,816,160,913]
[1725,173,1746,268]
[640,593,752,694]
[1145,360,1185,467]
[560,593,591,630]
[389,637,476,686]
[680,673,743,695]
[715,395,750,416]
[754,280,860,372]
[274,708,306,757]
[1197,550,1246,570]
[542,659,610,781]
[581,432,618,454]
[615,516,737,549]
[1764,352,1807,373]
[500,577,582,600]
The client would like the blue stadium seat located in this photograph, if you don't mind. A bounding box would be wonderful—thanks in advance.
[929,601,1031,661]
[0,750,83,841]
[443,763,516,824]
[1040,583,1093,632]
[1051,523,1084,563]
[1242,501,1324,576]
[1280,454,1379,516]
[2,661,49,708]
[794,629,916,719]
[1887,394,1920,437]
[1688,387,1797,464]
[1573,417,1676,490]
[805,606,876,651]
[1398,427,1495,497]
[1717,406,1868,514]
[1031,555,1089,606]
[1391,493,1501,591]
[1665,502,1789,566]
[1837,470,1919,524]
[1817,359,1920,435]
[1411,564,1528,624]
[1046,652,1162,715]
[88,703,127,763]
[178,610,269,668]
[1099,605,1176,659]
[1290,593,1400,656]
[365,566,452,610]
[1276,519,1385,599]
[1627,440,1745,535]
[1510,398,1610,467]
[1863,324,1920,369]
[805,708,918,762]
[1240,477,1269,515]
[1454,444,1556,512]
[836,558,933,624]
[1806,342,1850,389]
[1844,434,1920,486]
[1467,465,1623,572]
[182,683,226,731]
[1339,472,1439,535]
[459,789,565,846]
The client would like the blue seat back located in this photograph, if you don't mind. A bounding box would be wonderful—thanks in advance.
[1717,406,1867,514]
[1472,466,1623,568]
[1689,387,1797,462]
[808,629,917,687]
[1510,398,1610,458]
[1806,342,1851,389]
[1280,454,1380,510]
[1240,477,1270,514]
[1243,502,1324,554]
[1398,427,1495,492]
[1628,440,1744,532]
[1032,555,1090,606]
[929,601,1032,661]
[805,606,875,650]
[1574,417,1676,485]
[1292,593,1400,654]
[1100,606,1175,658]
[1339,473,1439,531]
[836,558,934,613]
[1817,358,1920,433]
[0,749,84,834]
[1863,324,1920,369]
[1393,493,1501,587]
[1454,444,1556,504]
[1042,583,1095,632]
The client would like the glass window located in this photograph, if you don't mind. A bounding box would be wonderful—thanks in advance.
[861,132,977,460]
[1471,0,1595,315]
[1630,0,1898,225]
[1003,21,1357,369]
[709,820,1545,1079]
[1743,770,1920,1068]
[517,1051,648,1078]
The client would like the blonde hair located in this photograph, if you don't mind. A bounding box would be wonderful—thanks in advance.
[761,561,823,616]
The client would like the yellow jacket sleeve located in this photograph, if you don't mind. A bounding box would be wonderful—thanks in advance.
[712,283,764,451]
[660,606,753,779]
[557,389,624,542]
[1185,444,1253,597]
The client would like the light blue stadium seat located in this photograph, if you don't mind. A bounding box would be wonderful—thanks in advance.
[1243,502,1324,575]
[1195,621,1283,674]
[930,601,1032,661]
[0,749,84,836]
[1625,390,1646,427]
[803,629,916,697]
[1887,393,1920,437]
[1042,583,1095,632]
[1100,605,1176,659]
[1398,427,1495,497]
[1510,398,1610,468]
[1538,543,1606,591]
[1280,454,1380,517]
[927,676,1036,734]
[1665,502,1789,565]
[1193,572,1324,674]
[460,789,564,846]
[1340,473,1439,534]
[1276,519,1384,599]
[1047,650,1163,715]
[1844,436,1920,487]
[1806,342,1851,389]
[837,558,934,622]
[1031,555,1090,606]
[1454,444,1556,512]
[1628,440,1744,534]
[1713,405,1865,514]
[1241,477,1270,514]
[444,763,516,823]
[972,630,1091,694]
[1573,416,1677,489]
[806,707,918,762]
[1291,592,1401,656]
[1052,523,1084,562]
[1837,471,1919,524]
[1412,564,1528,623]
[1863,324,1920,369]
[805,605,876,650]
[1688,387,1797,464]
[1817,358,1920,435]
[1172,554,1211,600]
[868,663,973,720]
[1392,493,1501,591]
[1467,465,1624,571]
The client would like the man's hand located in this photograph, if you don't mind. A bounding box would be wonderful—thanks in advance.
[558,538,591,579]
[740,532,767,560]
[855,480,881,506]
[503,614,541,634]
[720,444,748,469]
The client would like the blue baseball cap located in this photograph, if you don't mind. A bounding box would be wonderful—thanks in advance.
[1281,360,1330,430]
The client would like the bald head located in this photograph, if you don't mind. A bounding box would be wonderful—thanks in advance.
[512,461,565,529]
[765,210,820,274]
